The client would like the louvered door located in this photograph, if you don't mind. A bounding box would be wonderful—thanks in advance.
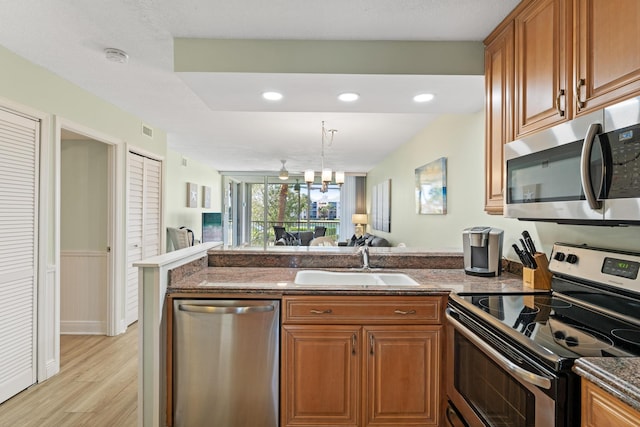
[0,109,38,403]
[126,152,161,325]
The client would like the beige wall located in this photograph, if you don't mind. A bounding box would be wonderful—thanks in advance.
[366,111,640,261]
[60,140,108,251]
[165,149,222,249]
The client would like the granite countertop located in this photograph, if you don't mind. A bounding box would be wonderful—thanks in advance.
[573,358,640,412]
[167,247,536,295]
[167,266,534,296]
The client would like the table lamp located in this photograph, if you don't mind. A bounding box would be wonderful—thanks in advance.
[351,214,368,238]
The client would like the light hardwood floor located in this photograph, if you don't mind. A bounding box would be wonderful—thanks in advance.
[0,323,138,427]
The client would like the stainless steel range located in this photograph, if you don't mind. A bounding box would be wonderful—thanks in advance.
[445,243,640,427]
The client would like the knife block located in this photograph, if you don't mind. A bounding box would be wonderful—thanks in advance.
[522,253,552,290]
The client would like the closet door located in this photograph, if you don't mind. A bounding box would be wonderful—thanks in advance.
[0,109,38,403]
[126,152,162,326]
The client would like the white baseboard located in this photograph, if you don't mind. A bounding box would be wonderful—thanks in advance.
[60,320,106,335]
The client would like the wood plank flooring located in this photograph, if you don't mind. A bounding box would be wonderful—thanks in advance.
[0,324,138,427]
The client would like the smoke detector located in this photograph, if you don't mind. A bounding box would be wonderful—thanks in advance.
[104,48,129,64]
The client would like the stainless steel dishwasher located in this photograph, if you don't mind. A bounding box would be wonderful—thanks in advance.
[173,299,279,427]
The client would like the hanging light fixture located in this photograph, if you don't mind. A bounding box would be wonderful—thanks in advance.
[305,121,345,192]
[278,160,289,180]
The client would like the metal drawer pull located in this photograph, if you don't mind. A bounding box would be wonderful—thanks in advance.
[370,334,375,355]
[394,309,417,315]
[309,309,332,314]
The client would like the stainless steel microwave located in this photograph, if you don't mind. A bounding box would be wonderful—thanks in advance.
[505,96,640,225]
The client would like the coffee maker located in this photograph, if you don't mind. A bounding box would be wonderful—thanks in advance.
[463,226,504,276]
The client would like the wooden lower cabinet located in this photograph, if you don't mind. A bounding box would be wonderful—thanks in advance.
[282,325,361,426]
[363,326,441,426]
[581,379,640,427]
[281,296,444,427]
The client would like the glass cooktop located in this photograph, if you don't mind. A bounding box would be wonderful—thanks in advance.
[452,293,640,360]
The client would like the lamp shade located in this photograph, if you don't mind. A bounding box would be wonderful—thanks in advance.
[304,170,315,183]
[335,171,345,185]
[321,168,332,182]
[352,213,368,225]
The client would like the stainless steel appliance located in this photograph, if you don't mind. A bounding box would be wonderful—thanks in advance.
[463,226,504,277]
[446,243,640,427]
[173,299,280,427]
[504,96,640,225]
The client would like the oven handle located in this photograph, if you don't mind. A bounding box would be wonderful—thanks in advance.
[446,312,552,390]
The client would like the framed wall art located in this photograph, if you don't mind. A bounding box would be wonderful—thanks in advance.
[415,157,447,215]
[202,185,212,208]
[187,182,198,208]
[371,179,391,232]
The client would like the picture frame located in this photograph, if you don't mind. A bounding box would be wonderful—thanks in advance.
[187,182,198,208]
[202,186,211,208]
[415,157,447,215]
[371,179,391,232]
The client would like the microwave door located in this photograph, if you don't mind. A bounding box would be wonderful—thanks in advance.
[504,110,605,222]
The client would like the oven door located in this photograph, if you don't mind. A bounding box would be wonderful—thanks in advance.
[446,310,558,427]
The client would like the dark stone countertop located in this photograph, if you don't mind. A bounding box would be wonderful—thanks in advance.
[168,246,535,296]
[573,357,640,412]
[167,267,532,296]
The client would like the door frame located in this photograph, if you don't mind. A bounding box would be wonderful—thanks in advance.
[55,118,124,337]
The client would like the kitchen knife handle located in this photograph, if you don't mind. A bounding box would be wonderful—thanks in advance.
[522,231,538,254]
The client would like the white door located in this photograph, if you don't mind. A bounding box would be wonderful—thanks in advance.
[0,109,38,403]
[126,152,161,325]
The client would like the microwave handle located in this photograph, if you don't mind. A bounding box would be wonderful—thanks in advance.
[446,312,552,390]
[580,122,603,210]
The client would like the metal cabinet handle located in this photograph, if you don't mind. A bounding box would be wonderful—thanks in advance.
[555,89,565,117]
[369,334,375,355]
[309,309,332,314]
[178,304,274,314]
[394,309,417,315]
[576,78,586,110]
[352,333,357,355]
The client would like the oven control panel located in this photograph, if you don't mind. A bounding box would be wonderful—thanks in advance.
[549,243,640,292]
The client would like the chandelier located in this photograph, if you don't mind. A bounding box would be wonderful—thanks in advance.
[305,121,345,193]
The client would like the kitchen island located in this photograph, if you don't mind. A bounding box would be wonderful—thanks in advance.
[136,244,536,427]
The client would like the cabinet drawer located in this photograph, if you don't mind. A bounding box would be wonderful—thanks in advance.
[282,295,443,324]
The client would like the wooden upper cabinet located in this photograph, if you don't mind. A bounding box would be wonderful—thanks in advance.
[575,0,640,113]
[515,0,572,136]
[484,22,514,214]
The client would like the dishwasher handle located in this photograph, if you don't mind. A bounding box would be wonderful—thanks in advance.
[178,303,275,314]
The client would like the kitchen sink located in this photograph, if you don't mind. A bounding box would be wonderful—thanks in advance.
[293,270,419,286]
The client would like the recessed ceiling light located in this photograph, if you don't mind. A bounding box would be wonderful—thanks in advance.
[262,91,283,101]
[338,92,359,102]
[413,93,435,103]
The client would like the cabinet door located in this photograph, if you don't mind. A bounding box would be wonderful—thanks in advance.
[484,22,514,214]
[363,326,442,427]
[515,0,571,135]
[282,325,361,427]
[582,379,640,427]
[575,0,640,112]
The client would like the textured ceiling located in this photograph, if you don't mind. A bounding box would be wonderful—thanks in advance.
[0,0,520,174]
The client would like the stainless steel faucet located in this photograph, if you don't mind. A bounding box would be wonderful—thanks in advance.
[358,246,370,269]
